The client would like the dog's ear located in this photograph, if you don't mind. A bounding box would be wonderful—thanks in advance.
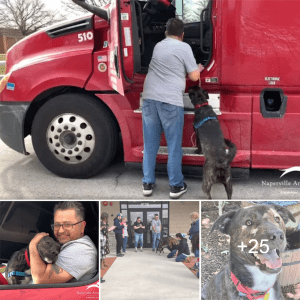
[202,88,209,100]
[273,204,296,224]
[188,85,200,95]
[210,210,237,235]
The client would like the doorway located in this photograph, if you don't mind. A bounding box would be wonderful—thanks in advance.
[120,202,170,248]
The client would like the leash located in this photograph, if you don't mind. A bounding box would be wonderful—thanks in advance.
[25,249,30,267]
[194,116,217,129]
[231,272,271,300]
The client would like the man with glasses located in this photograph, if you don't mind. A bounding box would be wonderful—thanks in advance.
[29,201,97,284]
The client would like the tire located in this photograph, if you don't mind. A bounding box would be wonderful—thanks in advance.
[31,93,118,178]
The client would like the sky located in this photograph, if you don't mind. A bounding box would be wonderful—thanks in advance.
[43,0,64,11]
[42,0,86,20]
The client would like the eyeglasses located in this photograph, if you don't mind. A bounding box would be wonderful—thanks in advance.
[51,220,84,231]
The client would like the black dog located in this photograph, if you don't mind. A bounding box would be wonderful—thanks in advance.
[5,236,61,285]
[188,86,237,199]
[155,236,168,255]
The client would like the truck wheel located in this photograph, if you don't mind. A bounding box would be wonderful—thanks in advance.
[31,93,118,178]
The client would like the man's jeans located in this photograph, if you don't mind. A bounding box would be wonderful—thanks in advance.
[142,99,184,187]
[135,233,143,248]
[123,236,128,252]
[152,231,161,249]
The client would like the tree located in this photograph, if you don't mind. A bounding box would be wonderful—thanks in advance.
[62,0,111,16]
[0,0,65,36]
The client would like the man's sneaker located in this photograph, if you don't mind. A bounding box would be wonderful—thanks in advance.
[143,183,154,196]
[170,182,187,199]
[117,253,124,257]
[152,249,155,251]
[140,249,143,252]
[135,248,137,252]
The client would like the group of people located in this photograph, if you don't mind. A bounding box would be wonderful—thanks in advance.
[101,210,199,281]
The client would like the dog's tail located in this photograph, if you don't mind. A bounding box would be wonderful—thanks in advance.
[224,139,237,164]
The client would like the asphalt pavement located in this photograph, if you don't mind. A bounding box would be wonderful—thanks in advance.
[1,136,300,199]
[101,248,199,300]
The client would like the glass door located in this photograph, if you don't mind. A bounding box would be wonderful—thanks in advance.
[145,210,160,248]
[123,202,169,248]
[128,211,143,248]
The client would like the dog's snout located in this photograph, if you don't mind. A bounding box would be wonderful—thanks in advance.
[268,230,284,243]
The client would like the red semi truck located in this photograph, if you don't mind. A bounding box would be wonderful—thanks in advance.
[0,0,299,179]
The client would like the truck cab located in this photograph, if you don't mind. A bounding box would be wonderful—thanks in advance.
[0,0,300,183]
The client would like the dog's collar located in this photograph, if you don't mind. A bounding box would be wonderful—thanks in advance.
[7,271,31,278]
[230,272,271,300]
[194,103,209,110]
[25,249,30,267]
[194,116,217,129]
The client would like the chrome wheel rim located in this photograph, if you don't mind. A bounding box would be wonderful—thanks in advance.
[46,113,95,164]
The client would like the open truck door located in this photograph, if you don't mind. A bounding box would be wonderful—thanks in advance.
[72,0,141,96]
[109,0,141,95]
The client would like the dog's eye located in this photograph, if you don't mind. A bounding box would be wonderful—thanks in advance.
[246,220,252,226]
[275,217,280,223]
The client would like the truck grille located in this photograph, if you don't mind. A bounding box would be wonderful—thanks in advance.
[46,18,92,38]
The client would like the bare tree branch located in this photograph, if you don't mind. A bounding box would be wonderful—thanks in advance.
[62,0,111,16]
[0,0,66,36]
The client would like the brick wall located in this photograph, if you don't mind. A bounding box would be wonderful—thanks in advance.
[169,201,199,235]
[100,201,120,223]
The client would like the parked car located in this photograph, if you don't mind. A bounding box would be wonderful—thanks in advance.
[0,201,99,299]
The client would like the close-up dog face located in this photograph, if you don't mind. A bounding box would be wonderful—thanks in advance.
[211,204,296,274]
[37,236,61,264]
[188,86,209,107]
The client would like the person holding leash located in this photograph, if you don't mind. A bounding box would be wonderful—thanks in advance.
[142,18,201,199]
[151,214,162,251]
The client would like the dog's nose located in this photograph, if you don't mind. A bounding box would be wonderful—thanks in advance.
[269,231,284,243]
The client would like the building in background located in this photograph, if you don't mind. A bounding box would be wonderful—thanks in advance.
[0,28,23,53]
[101,201,199,249]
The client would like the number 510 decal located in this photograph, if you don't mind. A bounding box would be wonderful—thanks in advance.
[78,32,94,42]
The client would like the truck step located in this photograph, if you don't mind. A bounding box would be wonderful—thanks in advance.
[158,146,202,156]
[126,162,250,179]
